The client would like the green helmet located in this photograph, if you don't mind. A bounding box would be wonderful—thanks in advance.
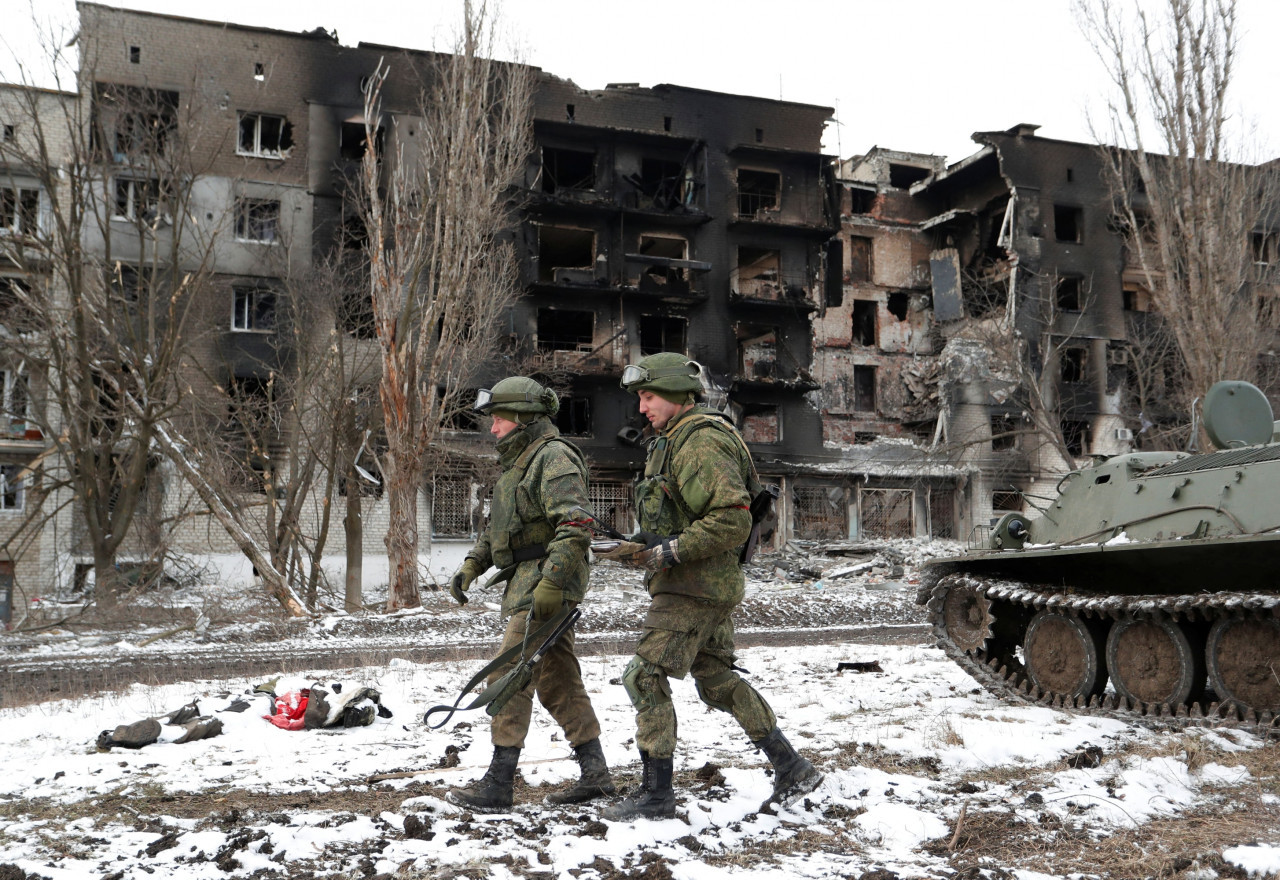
[620,352,702,395]
[474,376,559,417]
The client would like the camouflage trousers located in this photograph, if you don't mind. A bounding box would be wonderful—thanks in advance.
[487,607,602,750]
[623,593,777,759]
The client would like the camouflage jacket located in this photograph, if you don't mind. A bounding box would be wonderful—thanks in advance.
[635,406,753,606]
[466,417,591,617]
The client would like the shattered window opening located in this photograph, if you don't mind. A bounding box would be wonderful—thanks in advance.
[853,365,876,412]
[860,487,913,539]
[0,464,23,511]
[1054,204,1084,243]
[639,315,687,356]
[1062,419,1091,456]
[555,396,592,437]
[886,291,909,321]
[109,263,154,303]
[888,163,929,189]
[232,286,275,332]
[1061,346,1088,384]
[2,124,13,142]
[1056,276,1082,311]
[0,276,34,333]
[793,485,845,541]
[238,112,293,158]
[1122,283,1152,312]
[234,198,280,243]
[734,247,782,300]
[92,83,179,160]
[536,308,593,352]
[991,414,1019,451]
[852,300,876,346]
[542,146,595,193]
[735,323,779,380]
[537,225,595,284]
[253,62,265,82]
[113,177,160,223]
[2,367,30,432]
[636,157,691,210]
[1251,231,1279,264]
[128,45,140,64]
[339,122,383,160]
[737,168,780,218]
[0,186,40,234]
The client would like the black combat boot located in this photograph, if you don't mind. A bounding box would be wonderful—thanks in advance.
[753,728,822,809]
[601,753,675,820]
[545,738,617,805]
[446,745,520,813]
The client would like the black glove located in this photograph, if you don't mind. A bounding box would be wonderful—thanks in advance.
[628,535,680,571]
[448,559,483,605]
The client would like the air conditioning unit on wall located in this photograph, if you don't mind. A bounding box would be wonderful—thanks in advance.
[1114,427,1134,441]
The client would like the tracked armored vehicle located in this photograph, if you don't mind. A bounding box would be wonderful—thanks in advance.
[919,381,1280,728]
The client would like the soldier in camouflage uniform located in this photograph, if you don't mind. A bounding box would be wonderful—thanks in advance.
[598,353,821,821]
[445,376,615,812]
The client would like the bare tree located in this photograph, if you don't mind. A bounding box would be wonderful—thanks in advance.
[358,3,534,611]
[1077,0,1280,412]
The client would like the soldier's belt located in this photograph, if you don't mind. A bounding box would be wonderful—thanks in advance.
[510,543,548,563]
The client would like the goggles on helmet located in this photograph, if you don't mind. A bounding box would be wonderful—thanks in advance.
[620,360,701,390]
[473,388,543,412]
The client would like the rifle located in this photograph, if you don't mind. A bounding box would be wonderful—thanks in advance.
[741,484,780,563]
[569,505,633,554]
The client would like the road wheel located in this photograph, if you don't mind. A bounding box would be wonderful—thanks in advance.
[1106,614,1206,708]
[1206,614,1280,714]
[1024,610,1108,701]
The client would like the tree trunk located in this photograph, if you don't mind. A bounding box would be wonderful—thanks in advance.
[384,470,421,611]
[344,469,363,613]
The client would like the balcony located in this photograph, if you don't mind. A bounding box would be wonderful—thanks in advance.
[729,267,816,311]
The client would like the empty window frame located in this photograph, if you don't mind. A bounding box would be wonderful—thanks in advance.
[234,199,280,243]
[92,84,179,158]
[1056,275,1083,311]
[734,247,781,299]
[541,146,596,193]
[888,163,930,188]
[638,156,690,209]
[0,463,23,511]
[860,487,913,539]
[536,308,593,351]
[0,276,33,332]
[1061,346,1088,384]
[793,485,846,540]
[1251,231,1279,264]
[852,300,876,346]
[113,177,161,223]
[735,323,778,379]
[740,404,780,443]
[1122,283,1153,312]
[847,235,872,283]
[637,234,688,289]
[990,414,1019,451]
[226,375,276,447]
[1054,204,1083,243]
[639,315,687,355]
[853,364,876,412]
[537,225,595,283]
[737,168,780,217]
[237,112,293,158]
[108,263,153,303]
[1062,418,1091,456]
[886,291,910,321]
[2,124,13,142]
[0,187,39,234]
[2,368,30,432]
[232,286,275,331]
[555,396,592,436]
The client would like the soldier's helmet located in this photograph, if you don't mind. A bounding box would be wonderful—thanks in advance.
[473,376,559,417]
[620,352,702,395]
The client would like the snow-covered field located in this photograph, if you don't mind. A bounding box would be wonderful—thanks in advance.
[1,542,1278,879]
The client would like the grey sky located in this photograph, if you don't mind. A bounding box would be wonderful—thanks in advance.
[6,0,1279,165]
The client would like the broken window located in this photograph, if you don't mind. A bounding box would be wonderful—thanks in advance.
[793,486,846,540]
[2,367,30,433]
[1062,419,1091,456]
[852,300,876,346]
[0,277,34,333]
[542,146,595,193]
[232,286,275,332]
[555,397,592,437]
[129,45,141,64]
[537,308,593,352]
[848,188,875,214]
[1061,346,1088,384]
[537,225,595,283]
[1122,283,1152,312]
[888,163,929,188]
[2,124,13,142]
[737,168,780,217]
[736,323,779,379]
[238,112,293,158]
[637,234,688,290]
[740,404,780,443]
[639,315,687,355]
[824,240,843,307]
[1054,204,1083,243]
[854,364,876,412]
[636,157,688,209]
[886,291,909,321]
[0,464,24,511]
[929,489,956,539]
[860,488,913,539]
[848,236,872,283]
[0,186,39,235]
[253,62,265,82]
[339,121,383,160]
[1056,276,1082,311]
[113,177,161,223]
[234,198,280,243]
[92,83,178,159]
[992,490,1022,513]
[1252,231,1279,264]
[991,414,1018,451]
[108,263,154,303]
[734,247,781,299]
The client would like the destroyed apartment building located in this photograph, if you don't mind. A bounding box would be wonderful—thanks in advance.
[8,4,1261,604]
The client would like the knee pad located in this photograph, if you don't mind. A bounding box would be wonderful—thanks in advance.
[622,656,671,713]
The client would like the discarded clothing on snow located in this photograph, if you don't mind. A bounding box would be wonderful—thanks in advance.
[251,676,393,731]
[96,700,223,750]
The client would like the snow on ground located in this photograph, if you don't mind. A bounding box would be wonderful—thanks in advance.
[0,639,1277,879]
